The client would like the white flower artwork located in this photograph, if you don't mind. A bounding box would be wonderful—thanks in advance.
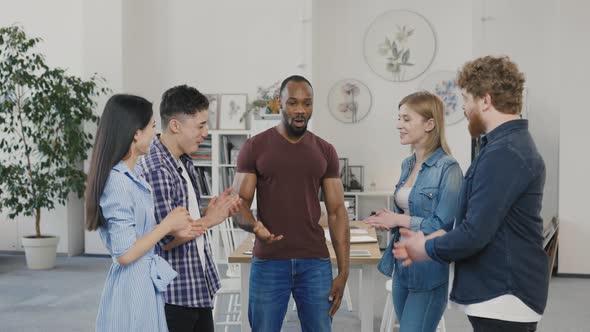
[328,79,372,124]
[364,10,436,82]
[219,94,248,130]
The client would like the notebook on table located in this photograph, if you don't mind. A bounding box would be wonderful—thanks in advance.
[350,249,371,257]
[350,235,378,243]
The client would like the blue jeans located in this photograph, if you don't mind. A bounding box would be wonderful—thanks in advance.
[392,279,448,332]
[248,256,333,332]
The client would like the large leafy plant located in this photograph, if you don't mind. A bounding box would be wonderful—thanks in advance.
[0,26,106,237]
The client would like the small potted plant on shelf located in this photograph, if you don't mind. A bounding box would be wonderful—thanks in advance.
[0,26,106,269]
[240,81,281,123]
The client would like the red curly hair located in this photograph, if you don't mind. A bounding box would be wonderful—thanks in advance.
[456,56,525,115]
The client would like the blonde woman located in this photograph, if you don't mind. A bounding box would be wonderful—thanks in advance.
[364,91,463,332]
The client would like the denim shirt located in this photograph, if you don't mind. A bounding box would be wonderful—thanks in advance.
[425,120,549,314]
[377,147,463,291]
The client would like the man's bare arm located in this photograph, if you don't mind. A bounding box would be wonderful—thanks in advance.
[323,177,350,316]
[231,172,283,243]
[231,172,258,232]
[323,178,350,278]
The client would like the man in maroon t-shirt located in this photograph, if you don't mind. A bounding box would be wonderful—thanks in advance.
[233,75,350,331]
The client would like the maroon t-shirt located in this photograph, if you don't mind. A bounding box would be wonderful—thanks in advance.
[237,127,340,259]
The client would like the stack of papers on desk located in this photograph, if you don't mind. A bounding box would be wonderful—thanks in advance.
[350,235,378,243]
[324,229,377,243]
[350,249,371,257]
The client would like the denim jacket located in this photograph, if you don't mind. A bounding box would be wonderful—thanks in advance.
[377,147,463,291]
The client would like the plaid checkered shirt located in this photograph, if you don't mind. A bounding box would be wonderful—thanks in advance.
[136,136,221,308]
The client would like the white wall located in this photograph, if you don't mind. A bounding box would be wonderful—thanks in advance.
[2,1,585,269]
[119,0,312,130]
[463,0,572,272]
[0,0,86,255]
[0,213,19,251]
[472,0,560,236]
[312,0,473,191]
[0,0,84,73]
[3,0,316,254]
[82,0,125,255]
[558,0,590,274]
[84,0,313,253]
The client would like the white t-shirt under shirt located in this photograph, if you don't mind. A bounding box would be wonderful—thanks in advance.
[176,159,206,271]
[448,209,542,323]
[395,186,412,215]
[452,295,542,322]
[395,186,412,242]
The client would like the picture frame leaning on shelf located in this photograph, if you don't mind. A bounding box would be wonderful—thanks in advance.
[347,165,364,192]
[338,157,349,191]
[204,94,220,130]
[219,93,248,130]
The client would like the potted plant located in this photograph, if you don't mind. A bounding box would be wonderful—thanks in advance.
[241,81,281,123]
[0,26,106,269]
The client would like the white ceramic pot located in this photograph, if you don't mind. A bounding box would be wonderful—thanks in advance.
[21,236,60,270]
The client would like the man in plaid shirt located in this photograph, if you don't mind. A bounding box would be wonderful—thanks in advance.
[137,85,240,332]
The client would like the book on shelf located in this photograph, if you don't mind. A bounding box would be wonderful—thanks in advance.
[220,167,236,191]
[193,148,211,154]
[220,136,232,164]
[192,156,212,165]
[220,135,248,165]
[194,166,212,196]
[191,135,212,163]
[191,152,212,163]
[203,169,212,194]
[229,148,239,165]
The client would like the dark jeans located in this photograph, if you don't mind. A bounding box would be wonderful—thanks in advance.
[468,316,538,332]
[164,303,214,332]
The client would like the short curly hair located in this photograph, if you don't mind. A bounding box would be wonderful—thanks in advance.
[456,56,525,115]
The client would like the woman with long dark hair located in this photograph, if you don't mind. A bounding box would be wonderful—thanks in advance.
[86,94,198,331]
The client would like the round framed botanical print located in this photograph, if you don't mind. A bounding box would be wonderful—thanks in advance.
[327,79,372,124]
[419,70,465,126]
[364,10,436,82]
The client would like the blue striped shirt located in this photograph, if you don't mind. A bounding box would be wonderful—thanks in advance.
[136,136,221,308]
[96,161,176,332]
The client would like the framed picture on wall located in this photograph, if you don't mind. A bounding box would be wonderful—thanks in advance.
[418,71,464,126]
[328,79,373,124]
[364,9,436,82]
[338,158,349,191]
[205,94,220,130]
[347,165,364,192]
[219,94,248,130]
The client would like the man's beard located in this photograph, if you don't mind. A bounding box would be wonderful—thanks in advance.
[283,115,309,138]
[468,110,486,138]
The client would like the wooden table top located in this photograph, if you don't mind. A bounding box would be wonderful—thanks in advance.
[228,221,382,265]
